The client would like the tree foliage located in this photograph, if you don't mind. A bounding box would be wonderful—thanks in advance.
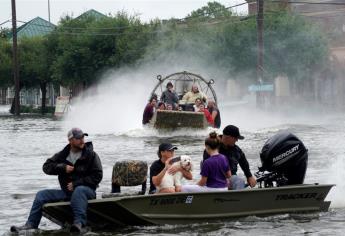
[49,12,152,87]
[0,2,330,98]
[0,38,12,87]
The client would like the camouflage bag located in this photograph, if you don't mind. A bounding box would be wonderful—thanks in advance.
[112,160,148,186]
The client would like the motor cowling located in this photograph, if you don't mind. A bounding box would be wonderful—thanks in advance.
[259,131,308,185]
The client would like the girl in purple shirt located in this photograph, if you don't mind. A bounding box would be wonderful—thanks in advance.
[182,132,231,192]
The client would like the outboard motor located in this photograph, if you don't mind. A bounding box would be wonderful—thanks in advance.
[256,131,308,187]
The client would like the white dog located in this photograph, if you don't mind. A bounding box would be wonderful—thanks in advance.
[157,155,192,193]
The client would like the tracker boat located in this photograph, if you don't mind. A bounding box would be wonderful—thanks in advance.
[42,132,334,230]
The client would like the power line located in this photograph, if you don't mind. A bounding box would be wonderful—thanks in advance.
[13,2,248,32]
[0,20,10,27]
[181,2,248,21]
[270,0,345,5]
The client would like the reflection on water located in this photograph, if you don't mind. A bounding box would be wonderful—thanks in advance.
[0,111,344,235]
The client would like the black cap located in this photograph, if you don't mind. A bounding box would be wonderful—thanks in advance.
[166,82,173,88]
[222,125,244,140]
[158,143,178,152]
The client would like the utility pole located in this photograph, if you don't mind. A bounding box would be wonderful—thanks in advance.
[11,0,20,115]
[256,0,264,108]
[48,0,51,22]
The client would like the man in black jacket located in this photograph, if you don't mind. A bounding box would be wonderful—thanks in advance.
[203,125,256,189]
[10,128,103,233]
[160,82,179,109]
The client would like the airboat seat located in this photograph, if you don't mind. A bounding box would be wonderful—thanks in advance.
[102,160,148,198]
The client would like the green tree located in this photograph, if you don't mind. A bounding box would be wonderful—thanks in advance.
[17,36,52,113]
[187,1,232,22]
[214,12,328,91]
[50,12,152,89]
[0,38,12,88]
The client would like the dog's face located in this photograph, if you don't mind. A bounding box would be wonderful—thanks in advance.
[180,155,192,171]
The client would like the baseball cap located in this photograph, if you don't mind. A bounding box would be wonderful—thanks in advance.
[158,143,178,152]
[67,128,88,140]
[222,125,244,140]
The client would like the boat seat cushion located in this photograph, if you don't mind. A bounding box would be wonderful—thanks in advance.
[112,160,148,186]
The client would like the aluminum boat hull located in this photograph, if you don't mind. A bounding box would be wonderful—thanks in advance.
[42,184,334,229]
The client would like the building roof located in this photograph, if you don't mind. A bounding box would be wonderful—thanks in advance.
[8,17,55,39]
[74,9,108,21]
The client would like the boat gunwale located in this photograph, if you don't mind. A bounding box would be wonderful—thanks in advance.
[43,183,335,206]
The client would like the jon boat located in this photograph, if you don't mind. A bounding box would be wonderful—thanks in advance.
[42,132,334,229]
[147,71,219,129]
[43,184,333,229]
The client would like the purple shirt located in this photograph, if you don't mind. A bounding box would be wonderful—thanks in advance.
[200,153,230,188]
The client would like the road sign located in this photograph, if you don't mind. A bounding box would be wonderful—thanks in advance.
[248,84,274,92]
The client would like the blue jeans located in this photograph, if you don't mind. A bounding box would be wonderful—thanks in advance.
[27,186,96,228]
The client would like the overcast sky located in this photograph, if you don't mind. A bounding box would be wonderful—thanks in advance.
[1,0,247,27]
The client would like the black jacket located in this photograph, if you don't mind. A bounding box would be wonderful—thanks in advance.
[203,144,252,178]
[43,142,103,193]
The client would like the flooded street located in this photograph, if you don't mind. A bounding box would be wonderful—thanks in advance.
[1,106,345,235]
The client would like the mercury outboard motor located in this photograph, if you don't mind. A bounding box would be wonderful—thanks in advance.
[256,131,308,187]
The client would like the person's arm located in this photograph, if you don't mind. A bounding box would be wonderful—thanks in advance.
[173,91,179,103]
[204,110,214,125]
[238,150,252,178]
[42,153,66,175]
[152,158,172,187]
[160,91,166,102]
[225,170,231,178]
[72,152,103,189]
[197,176,207,186]
[180,168,192,180]
[168,164,193,180]
[211,109,218,121]
[238,149,256,187]
[247,176,257,188]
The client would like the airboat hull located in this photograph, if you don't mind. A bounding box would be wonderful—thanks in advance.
[43,184,334,229]
[151,110,207,129]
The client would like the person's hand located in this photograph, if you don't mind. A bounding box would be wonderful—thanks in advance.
[168,165,181,175]
[67,182,73,191]
[66,165,74,173]
[247,176,257,188]
[164,158,173,170]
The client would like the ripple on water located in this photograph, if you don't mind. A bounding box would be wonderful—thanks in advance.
[0,115,345,235]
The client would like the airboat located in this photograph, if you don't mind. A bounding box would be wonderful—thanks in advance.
[147,71,219,129]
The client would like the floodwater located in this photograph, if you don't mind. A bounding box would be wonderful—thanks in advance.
[0,105,345,235]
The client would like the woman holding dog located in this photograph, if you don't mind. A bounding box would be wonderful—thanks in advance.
[182,132,231,192]
[149,143,193,194]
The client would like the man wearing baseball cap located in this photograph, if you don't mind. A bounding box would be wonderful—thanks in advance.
[11,128,103,233]
[149,142,192,194]
[203,125,256,189]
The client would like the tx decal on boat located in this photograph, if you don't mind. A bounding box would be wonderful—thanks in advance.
[214,198,240,203]
[150,195,193,206]
[275,192,318,200]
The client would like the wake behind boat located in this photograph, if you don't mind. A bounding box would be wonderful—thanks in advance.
[42,131,335,230]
